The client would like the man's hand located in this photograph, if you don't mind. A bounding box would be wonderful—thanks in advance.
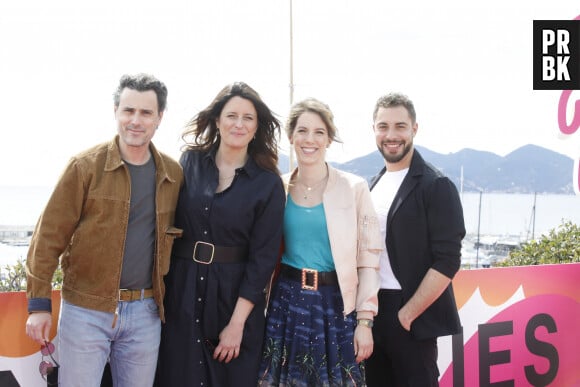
[397,308,413,331]
[26,312,52,345]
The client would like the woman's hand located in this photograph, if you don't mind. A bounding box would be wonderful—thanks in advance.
[353,324,374,363]
[212,297,254,363]
[214,320,244,363]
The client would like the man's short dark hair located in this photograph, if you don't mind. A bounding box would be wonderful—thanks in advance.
[373,92,416,124]
[113,73,168,113]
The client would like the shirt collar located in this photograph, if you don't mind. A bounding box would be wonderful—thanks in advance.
[204,144,260,178]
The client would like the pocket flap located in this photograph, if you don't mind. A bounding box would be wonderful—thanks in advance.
[166,226,183,238]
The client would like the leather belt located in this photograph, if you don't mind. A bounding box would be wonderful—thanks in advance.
[379,289,402,295]
[173,239,248,264]
[279,263,339,291]
[118,288,154,302]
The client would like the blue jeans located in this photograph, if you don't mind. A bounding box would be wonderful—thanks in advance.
[57,298,161,387]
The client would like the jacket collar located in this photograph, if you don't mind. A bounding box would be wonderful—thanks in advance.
[370,149,424,188]
[387,149,424,220]
[104,135,176,183]
[104,136,124,172]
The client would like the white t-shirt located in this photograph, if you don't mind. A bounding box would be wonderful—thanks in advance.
[371,168,409,290]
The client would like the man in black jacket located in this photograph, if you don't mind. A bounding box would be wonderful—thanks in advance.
[366,92,465,386]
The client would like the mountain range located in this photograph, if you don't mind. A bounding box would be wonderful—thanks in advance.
[279,144,575,194]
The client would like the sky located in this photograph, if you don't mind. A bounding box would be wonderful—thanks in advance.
[1,0,579,187]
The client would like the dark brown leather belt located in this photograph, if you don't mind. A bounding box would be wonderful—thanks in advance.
[173,239,248,264]
[379,289,402,295]
[279,263,339,291]
[119,288,154,302]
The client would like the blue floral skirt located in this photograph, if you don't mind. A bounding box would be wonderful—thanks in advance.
[258,276,365,387]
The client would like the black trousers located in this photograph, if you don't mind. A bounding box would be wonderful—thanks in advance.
[365,289,439,387]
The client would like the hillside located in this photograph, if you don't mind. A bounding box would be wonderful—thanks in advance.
[279,145,575,194]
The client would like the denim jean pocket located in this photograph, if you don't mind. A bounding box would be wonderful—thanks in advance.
[144,298,159,315]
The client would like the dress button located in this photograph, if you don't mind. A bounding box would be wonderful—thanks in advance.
[200,277,204,281]
[203,230,208,235]
[205,207,209,211]
[198,297,202,302]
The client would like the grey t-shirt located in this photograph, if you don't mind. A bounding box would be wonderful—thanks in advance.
[120,157,156,289]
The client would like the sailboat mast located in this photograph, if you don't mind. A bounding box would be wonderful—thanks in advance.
[532,192,537,240]
[476,190,482,268]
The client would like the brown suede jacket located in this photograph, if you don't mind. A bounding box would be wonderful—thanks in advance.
[26,136,183,321]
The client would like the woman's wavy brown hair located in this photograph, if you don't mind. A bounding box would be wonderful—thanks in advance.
[182,82,281,174]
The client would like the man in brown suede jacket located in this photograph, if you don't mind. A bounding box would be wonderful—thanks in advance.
[25,73,182,387]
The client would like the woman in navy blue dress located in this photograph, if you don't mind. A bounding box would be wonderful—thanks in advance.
[156,82,285,387]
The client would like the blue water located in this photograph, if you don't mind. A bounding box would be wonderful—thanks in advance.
[1,186,579,235]
[460,192,580,237]
[1,186,579,267]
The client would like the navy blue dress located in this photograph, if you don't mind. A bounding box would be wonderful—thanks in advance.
[156,147,285,387]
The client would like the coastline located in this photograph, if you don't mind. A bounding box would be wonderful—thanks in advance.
[0,228,517,270]
[0,225,33,266]
[0,242,29,267]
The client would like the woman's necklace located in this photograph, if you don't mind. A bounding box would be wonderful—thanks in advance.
[216,169,237,193]
[296,173,328,200]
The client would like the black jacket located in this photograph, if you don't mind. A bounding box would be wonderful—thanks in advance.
[370,150,465,339]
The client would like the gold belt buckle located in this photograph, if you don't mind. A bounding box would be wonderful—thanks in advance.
[301,268,318,291]
[193,241,215,264]
[119,289,134,301]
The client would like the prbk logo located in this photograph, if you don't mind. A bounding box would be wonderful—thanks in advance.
[533,20,580,90]
[534,17,580,195]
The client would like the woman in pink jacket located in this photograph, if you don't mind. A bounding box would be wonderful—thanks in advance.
[258,98,383,386]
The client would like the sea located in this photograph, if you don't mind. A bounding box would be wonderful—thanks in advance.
[1,186,579,267]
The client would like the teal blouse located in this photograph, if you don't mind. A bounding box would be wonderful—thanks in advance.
[281,195,335,271]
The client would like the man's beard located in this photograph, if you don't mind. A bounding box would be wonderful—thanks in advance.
[378,140,413,164]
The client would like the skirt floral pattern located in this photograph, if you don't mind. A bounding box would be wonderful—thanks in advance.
[258,276,365,386]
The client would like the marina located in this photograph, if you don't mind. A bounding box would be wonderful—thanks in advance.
[460,234,522,269]
[1,189,579,270]
[0,227,548,271]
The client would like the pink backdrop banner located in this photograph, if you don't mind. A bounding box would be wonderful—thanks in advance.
[439,263,580,387]
[1,264,579,386]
